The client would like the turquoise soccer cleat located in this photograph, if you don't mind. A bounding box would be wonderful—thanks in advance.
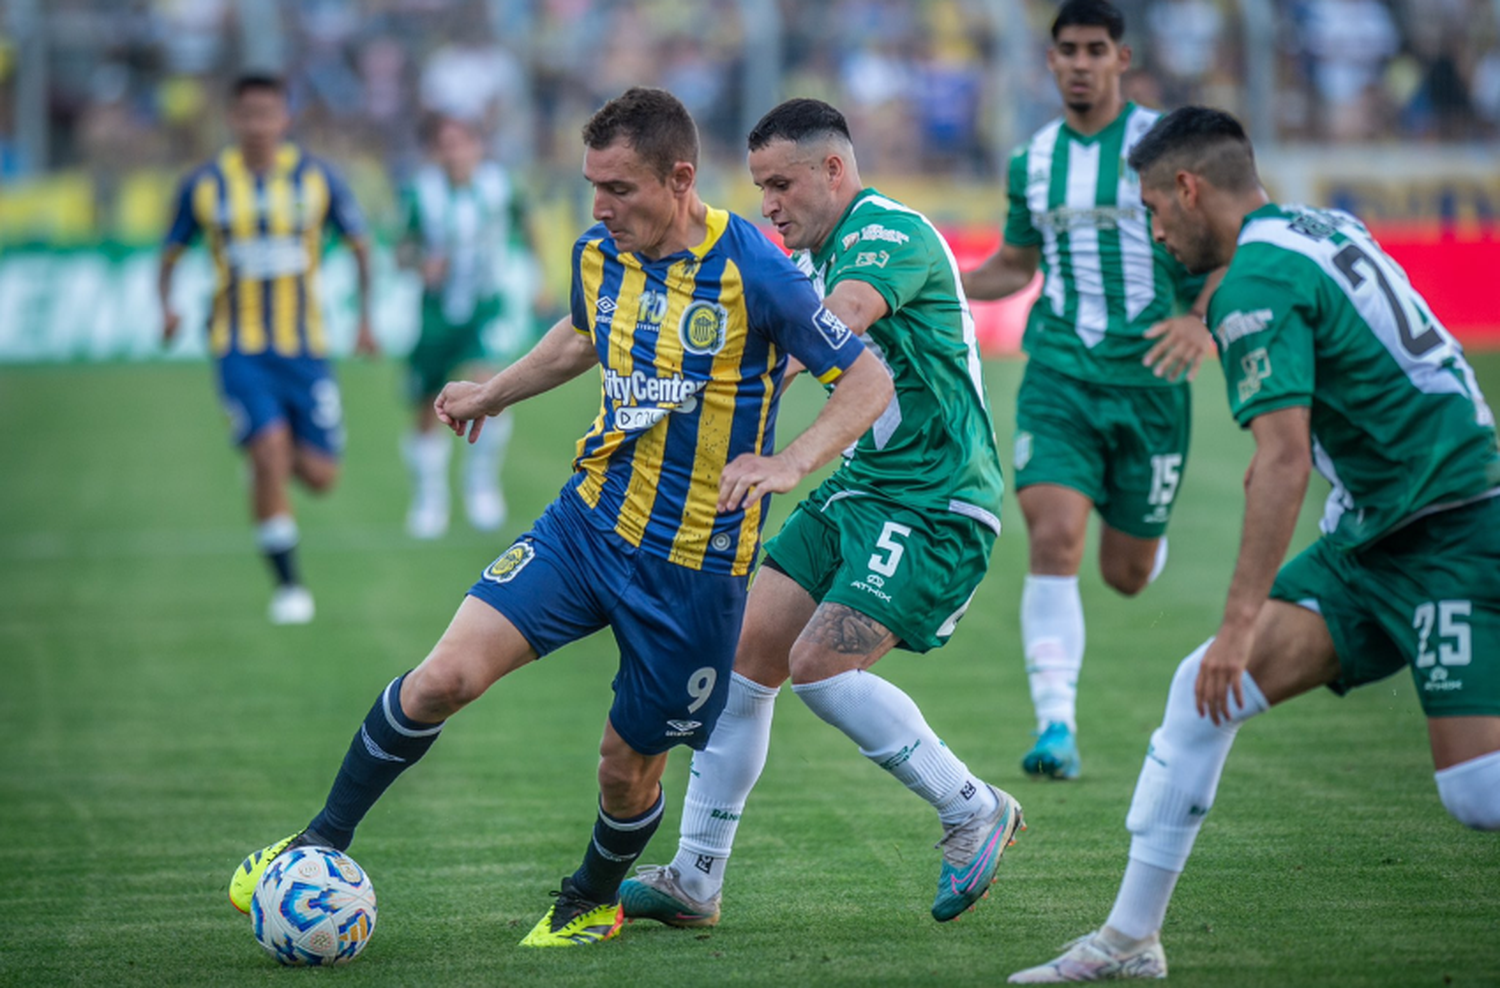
[1022,722,1081,780]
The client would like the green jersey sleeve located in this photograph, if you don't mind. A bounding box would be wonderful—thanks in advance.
[1003,149,1041,248]
[825,212,933,317]
[1209,271,1316,427]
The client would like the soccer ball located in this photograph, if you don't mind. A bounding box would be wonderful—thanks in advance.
[250,845,377,965]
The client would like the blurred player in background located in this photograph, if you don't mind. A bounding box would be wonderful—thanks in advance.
[1010,106,1500,983]
[158,73,376,625]
[623,97,1021,928]
[398,114,537,539]
[226,87,892,949]
[962,0,1217,780]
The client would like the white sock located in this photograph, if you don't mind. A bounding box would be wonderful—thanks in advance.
[463,411,512,497]
[403,429,451,505]
[1022,574,1085,732]
[1106,639,1270,940]
[1435,749,1500,830]
[255,513,298,554]
[671,673,778,901]
[1148,537,1169,585]
[793,669,996,826]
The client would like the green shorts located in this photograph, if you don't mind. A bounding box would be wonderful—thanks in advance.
[761,483,999,653]
[406,293,504,402]
[1270,495,1500,717]
[1013,360,1191,539]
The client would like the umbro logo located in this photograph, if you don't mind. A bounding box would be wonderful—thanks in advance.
[596,297,617,313]
[665,719,702,737]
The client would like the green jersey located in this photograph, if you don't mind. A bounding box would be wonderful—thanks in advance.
[1005,103,1203,387]
[797,187,1004,529]
[402,161,528,326]
[1210,202,1500,550]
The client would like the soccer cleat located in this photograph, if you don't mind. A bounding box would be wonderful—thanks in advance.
[229,831,311,914]
[518,877,624,947]
[1007,929,1168,982]
[931,784,1025,922]
[1023,721,1081,780]
[619,865,721,928]
[268,585,315,625]
[464,486,506,533]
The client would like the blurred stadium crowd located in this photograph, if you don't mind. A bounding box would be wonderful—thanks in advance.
[1,0,1498,243]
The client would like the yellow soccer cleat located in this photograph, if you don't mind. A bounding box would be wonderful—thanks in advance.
[229,832,306,914]
[518,878,624,948]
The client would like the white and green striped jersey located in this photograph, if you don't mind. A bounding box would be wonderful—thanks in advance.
[1211,203,1500,550]
[1005,102,1204,387]
[403,161,528,325]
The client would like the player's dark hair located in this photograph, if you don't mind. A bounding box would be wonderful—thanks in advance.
[582,87,699,180]
[1051,0,1125,41]
[746,98,853,152]
[231,73,286,100]
[1127,105,1260,192]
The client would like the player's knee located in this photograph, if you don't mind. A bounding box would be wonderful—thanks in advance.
[405,655,486,718]
[1436,751,1500,831]
[1025,521,1084,574]
[296,460,339,494]
[1101,557,1151,597]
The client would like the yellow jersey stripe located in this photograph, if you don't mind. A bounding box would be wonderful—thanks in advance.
[610,262,669,547]
[266,167,300,357]
[194,175,231,356]
[300,167,329,356]
[222,151,266,354]
[669,259,745,568]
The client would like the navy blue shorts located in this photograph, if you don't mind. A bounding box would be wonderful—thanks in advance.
[216,352,345,456]
[467,491,750,755]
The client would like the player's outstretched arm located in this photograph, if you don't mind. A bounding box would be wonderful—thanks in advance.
[158,244,185,345]
[347,237,380,357]
[961,242,1040,302]
[1198,405,1311,723]
[717,350,892,511]
[435,316,598,443]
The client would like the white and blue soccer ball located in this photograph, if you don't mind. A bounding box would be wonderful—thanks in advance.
[251,845,377,966]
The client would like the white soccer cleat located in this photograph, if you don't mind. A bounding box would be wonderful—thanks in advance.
[268,585,315,625]
[1008,929,1167,982]
[406,497,450,540]
[464,486,506,533]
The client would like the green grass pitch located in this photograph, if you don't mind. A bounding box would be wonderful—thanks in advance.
[1,355,1497,987]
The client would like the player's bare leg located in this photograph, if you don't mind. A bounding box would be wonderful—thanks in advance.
[1428,716,1500,830]
[1018,484,1091,777]
[788,602,1023,921]
[245,424,313,624]
[625,567,813,925]
[1097,525,1164,598]
[1011,601,1336,982]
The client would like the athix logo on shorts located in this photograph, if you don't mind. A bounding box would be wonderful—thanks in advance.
[603,369,706,432]
[482,542,535,584]
[679,300,729,355]
[813,306,852,349]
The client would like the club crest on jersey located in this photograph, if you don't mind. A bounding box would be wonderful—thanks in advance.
[813,306,852,349]
[482,542,535,584]
[680,300,728,355]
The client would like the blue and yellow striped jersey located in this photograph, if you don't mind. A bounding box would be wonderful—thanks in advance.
[165,143,365,359]
[568,206,864,576]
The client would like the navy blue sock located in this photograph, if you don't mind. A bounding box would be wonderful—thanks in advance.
[308,673,444,850]
[571,788,665,903]
[264,546,299,587]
